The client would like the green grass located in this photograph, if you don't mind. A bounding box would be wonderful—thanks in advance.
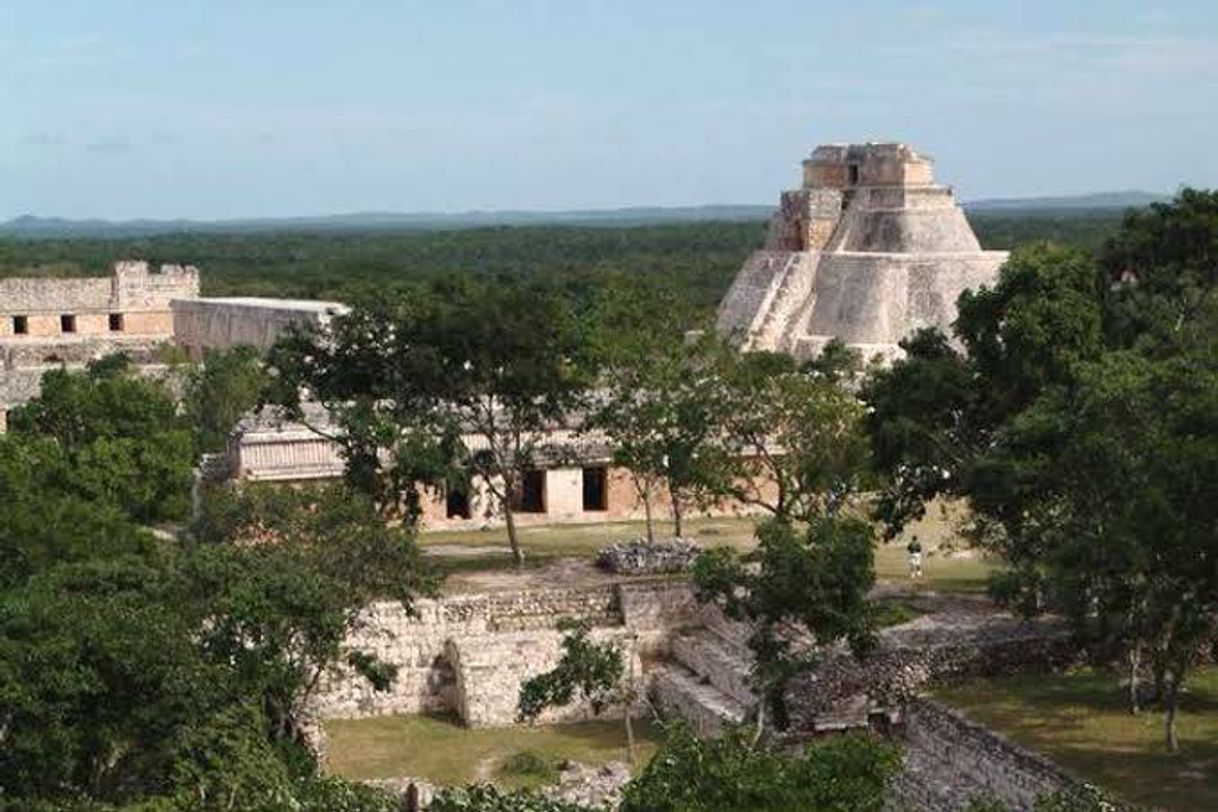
[324,713,660,787]
[422,506,995,595]
[934,668,1218,811]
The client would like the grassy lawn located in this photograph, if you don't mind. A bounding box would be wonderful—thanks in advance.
[934,668,1218,811]
[324,713,659,788]
[422,503,994,594]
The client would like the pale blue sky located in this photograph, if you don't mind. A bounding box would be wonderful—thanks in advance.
[3,1,1216,219]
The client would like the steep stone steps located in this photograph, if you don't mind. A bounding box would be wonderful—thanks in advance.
[669,630,756,708]
[651,664,748,736]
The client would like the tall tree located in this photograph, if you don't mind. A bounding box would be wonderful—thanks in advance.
[267,278,589,562]
[185,344,269,453]
[694,517,877,731]
[8,355,196,522]
[864,191,1218,751]
[719,350,870,524]
[590,332,733,539]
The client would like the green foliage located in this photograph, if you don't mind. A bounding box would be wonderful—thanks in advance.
[588,332,735,538]
[863,189,1218,752]
[184,345,268,453]
[1101,188,1218,352]
[429,784,597,812]
[0,222,766,319]
[518,620,626,722]
[694,517,876,728]
[266,277,589,561]
[618,725,899,812]
[0,455,429,809]
[719,349,871,522]
[7,357,195,522]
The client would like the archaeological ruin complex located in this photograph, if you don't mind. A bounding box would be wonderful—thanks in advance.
[716,142,1007,361]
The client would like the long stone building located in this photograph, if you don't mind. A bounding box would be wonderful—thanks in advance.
[716,142,1007,362]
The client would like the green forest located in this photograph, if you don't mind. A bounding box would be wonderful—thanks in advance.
[0,210,1124,318]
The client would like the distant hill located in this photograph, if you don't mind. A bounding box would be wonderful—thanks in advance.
[0,191,1172,239]
[965,190,1169,212]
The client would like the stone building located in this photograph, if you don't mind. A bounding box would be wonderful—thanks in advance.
[716,142,1007,361]
[0,261,199,431]
[228,404,773,531]
[0,261,345,430]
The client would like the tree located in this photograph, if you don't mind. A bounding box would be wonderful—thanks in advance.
[0,478,429,808]
[693,517,876,730]
[8,355,197,523]
[618,724,899,812]
[187,483,435,746]
[517,620,639,764]
[185,344,269,453]
[590,332,733,539]
[267,279,589,563]
[863,192,1218,752]
[719,350,870,523]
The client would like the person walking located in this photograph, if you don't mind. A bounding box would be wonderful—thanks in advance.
[907,535,923,579]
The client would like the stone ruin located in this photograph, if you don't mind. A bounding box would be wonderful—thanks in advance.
[313,578,1090,811]
[716,142,1008,362]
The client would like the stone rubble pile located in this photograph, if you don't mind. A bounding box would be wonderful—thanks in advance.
[546,760,632,809]
[596,538,702,575]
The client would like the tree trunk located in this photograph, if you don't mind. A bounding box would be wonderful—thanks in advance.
[1165,671,1182,752]
[624,708,636,765]
[504,505,524,566]
[625,639,637,764]
[1129,642,1142,715]
[642,488,655,544]
[671,491,683,539]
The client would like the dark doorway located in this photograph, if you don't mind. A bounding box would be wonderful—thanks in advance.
[446,484,472,520]
[848,163,860,185]
[582,466,608,512]
[60,314,76,333]
[12,315,27,335]
[515,469,546,514]
[109,313,124,332]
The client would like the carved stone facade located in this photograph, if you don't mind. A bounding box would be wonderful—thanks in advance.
[716,142,1008,362]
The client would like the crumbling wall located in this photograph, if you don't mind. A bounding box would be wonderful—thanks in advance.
[896,698,1101,812]
[312,582,697,725]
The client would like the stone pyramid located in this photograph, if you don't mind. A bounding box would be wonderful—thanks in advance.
[716,143,1007,362]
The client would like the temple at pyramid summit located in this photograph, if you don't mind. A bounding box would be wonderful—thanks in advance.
[716,142,1007,362]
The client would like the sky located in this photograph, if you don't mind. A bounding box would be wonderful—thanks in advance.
[2,0,1217,220]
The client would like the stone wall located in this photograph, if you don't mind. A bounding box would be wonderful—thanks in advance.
[896,698,1103,812]
[171,296,346,357]
[313,581,698,726]
[0,261,197,329]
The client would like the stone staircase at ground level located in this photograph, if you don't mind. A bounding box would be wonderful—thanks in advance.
[650,627,757,735]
